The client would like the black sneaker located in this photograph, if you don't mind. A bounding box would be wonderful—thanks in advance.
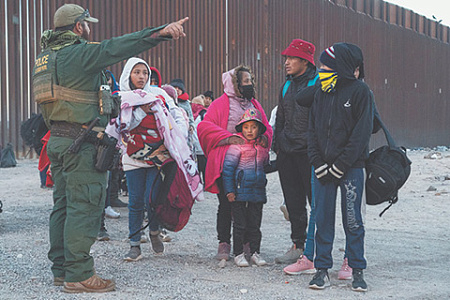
[352,268,368,292]
[309,268,330,290]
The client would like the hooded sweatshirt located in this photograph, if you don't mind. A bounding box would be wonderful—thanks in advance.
[120,57,188,136]
[308,43,373,175]
[197,68,273,193]
[191,102,207,156]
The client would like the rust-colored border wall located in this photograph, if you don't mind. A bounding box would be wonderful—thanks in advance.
[1,0,449,157]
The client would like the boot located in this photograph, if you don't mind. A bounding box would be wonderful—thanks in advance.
[62,274,115,293]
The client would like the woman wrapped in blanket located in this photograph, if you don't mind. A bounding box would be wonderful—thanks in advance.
[106,58,201,261]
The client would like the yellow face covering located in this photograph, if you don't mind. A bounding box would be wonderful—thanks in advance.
[318,70,338,93]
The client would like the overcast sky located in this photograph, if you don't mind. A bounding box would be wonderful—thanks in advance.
[385,0,450,26]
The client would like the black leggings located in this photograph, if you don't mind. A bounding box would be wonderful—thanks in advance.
[277,151,312,249]
[231,201,263,256]
[216,178,232,244]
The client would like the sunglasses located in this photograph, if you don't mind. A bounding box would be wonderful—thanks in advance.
[74,9,91,24]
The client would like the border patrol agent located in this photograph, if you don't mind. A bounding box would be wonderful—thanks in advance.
[32,3,188,293]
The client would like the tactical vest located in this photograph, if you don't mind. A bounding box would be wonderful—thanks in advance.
[32,48,119,126]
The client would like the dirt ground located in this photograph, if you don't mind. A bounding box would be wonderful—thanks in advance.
[0,149,449,300]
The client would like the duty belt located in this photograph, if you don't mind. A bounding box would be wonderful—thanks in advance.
[51,121,104,141]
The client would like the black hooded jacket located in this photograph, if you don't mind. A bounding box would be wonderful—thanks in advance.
[274,66,319,154]
[308,43,374,174]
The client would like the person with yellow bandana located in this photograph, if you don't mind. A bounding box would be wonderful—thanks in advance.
[32,3,188,294]
[307,43,373,292]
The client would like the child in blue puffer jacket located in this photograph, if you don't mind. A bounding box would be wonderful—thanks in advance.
[222,108,270,267]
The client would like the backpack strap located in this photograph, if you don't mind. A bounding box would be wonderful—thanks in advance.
[378,194,398,217]
[374,113,397,149]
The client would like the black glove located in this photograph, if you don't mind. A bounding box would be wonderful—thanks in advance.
[329,164,345,186]
[314,164,332,185]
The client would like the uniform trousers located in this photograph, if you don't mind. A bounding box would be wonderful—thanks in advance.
[47,136,107,282]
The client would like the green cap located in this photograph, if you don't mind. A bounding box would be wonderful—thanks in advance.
[54,4,98,28]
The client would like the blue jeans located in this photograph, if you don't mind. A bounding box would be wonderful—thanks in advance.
[125,167,161,246]
[314,168,367,270]
[40,165,49,187]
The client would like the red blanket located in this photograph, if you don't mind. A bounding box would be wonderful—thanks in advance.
[38,131,53,187]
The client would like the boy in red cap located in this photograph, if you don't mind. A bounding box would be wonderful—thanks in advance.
[273,39,319,265]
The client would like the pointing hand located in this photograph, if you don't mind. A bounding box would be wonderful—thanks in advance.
[159,17,189,39]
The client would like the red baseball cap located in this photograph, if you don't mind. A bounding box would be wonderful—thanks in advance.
[281,39,316,66]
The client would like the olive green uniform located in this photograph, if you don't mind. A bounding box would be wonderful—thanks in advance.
[36,25,169,282]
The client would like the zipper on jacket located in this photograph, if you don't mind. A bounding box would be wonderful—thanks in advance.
[237,170,243,189]
[254,143,258,173]
[324,94,336,158]
[253,143,258,184]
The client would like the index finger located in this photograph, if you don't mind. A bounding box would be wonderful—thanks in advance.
[177,17,189,25]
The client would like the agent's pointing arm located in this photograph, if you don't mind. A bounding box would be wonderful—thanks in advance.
[159,17,189,39]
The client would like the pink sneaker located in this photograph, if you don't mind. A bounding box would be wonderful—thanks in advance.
[283,255,315,275]
[215,242,231,261]
[338,258,353,280]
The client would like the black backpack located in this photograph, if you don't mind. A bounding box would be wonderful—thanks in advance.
[366,114,411,216]
[0,143,17,168]
[20,113,48,155]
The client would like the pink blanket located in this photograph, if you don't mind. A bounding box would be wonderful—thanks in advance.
[106,89,204,201]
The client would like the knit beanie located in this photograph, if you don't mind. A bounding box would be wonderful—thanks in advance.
[170,78,186,93]
[319,46,337,70]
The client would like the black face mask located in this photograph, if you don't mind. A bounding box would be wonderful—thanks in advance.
[239,84,255,100]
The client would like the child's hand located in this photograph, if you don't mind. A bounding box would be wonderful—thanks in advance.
[217,135,245,147]
[257,135,269,148]
[140,102,157,114]
[228,136,245,145]
[227,193,236,202]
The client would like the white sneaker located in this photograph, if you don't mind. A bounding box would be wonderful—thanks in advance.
[140,233,148,243]
[251,252,267,266]
[159,230,172,242]
[105,206,120,219]
[234,253,249,267]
